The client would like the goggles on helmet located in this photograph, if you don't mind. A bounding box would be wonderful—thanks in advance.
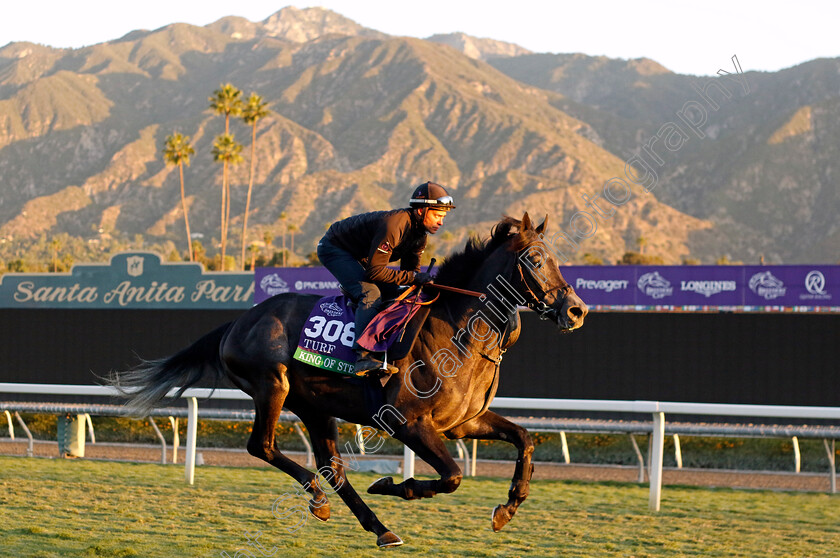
[409,195,455,210]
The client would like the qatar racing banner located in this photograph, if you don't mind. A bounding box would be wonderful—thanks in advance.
[563,265,839,310]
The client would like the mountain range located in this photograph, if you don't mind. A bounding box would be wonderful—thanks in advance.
[0,5,837,266]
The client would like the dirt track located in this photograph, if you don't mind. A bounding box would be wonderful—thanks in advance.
[2,439,835,493]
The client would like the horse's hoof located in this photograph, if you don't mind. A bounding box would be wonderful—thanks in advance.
[491,504,512,532]
[377,531,403,548]
[367,476,394,495]
[309,500,330,522]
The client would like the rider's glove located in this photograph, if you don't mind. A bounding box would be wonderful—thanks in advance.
[413,272,433,286]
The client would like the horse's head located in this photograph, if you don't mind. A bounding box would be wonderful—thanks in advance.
[508,213,588,332]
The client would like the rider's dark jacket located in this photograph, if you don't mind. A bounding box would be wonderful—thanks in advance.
[323,209,426,285]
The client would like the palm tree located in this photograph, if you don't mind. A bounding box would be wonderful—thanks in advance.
[249,242,261,271]
[50,237,62,272]
[288,223,298,264]
[209,83,243,135]
[163,132,196,260]
[636,236,647,255]
[279,211,288,265]
[211,134,243,268]
[209,84,243,267]
[239,93,270,270]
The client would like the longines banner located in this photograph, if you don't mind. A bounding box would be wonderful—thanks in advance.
[0,252,253,309]
[255,265,839,311]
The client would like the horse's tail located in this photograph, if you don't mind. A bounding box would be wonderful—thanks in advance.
[109,322,231,416]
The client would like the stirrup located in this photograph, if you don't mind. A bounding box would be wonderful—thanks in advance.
[353,355,399,377]
[353,356,384,376]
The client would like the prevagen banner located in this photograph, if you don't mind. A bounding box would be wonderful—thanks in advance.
[0,252,253,309]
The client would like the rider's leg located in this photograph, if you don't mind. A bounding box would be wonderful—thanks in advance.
[352,282,392,374]
[316,240,390,374]
[316,240,366,302]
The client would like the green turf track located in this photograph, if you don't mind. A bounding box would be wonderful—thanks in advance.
[2,456,839,557]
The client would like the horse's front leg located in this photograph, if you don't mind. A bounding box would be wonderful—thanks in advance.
[367,417,463,500]
[446,411,534,532]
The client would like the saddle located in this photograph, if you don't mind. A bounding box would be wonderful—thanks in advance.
[293,287,436,376]
[355,287,437,360]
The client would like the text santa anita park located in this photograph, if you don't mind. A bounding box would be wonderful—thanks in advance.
[12,279,254,306]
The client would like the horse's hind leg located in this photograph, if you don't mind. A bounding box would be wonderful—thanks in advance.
[244,375,331,522]
[367,420,463,500]
[301,413,402,548]
[446,411,534,532]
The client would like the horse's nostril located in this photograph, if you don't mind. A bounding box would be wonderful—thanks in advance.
[568,306,584,319]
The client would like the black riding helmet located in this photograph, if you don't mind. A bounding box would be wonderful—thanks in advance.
[409,182,456,211]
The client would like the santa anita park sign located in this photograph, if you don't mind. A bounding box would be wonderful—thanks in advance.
[0,253,253,309]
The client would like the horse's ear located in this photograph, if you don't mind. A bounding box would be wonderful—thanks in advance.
[521,212,532,232]
[536,214,549,234]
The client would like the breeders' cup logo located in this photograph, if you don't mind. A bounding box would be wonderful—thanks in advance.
[259,273,290,296]
[748,271,786,300]
[126,256,144,277]
[802,270,831,300]
[319,301,344,317]
[637,271,673,299]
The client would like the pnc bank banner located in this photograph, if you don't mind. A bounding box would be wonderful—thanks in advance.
[255,267,341,303]
[0,252,253,309]
[566,265,839,310]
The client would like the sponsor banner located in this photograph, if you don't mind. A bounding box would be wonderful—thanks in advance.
[744,265,837,307]
[249,265,838,311]
[637,266,742,306]
[561,265,838,310]
[564,266,634,306]
[255,267,340,303]
[0,252,253,309]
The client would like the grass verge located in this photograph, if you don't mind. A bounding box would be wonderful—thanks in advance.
[1,456,839,557]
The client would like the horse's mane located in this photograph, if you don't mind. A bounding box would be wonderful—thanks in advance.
[434,216,530,288]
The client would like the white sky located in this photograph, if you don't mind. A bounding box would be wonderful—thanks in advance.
[2,1,838,76]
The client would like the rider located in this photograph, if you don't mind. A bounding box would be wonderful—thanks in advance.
[317,181,456,376]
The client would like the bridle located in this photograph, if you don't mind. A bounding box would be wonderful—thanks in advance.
[515,248,573,322]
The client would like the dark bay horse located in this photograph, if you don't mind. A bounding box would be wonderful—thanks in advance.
[113,212,587,547]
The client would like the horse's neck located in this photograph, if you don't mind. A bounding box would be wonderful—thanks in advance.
[437,248,521,352]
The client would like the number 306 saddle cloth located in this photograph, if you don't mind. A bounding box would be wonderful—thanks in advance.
[293,289,436,375]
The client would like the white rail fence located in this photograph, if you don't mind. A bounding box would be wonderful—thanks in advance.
[2,384,839,510]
